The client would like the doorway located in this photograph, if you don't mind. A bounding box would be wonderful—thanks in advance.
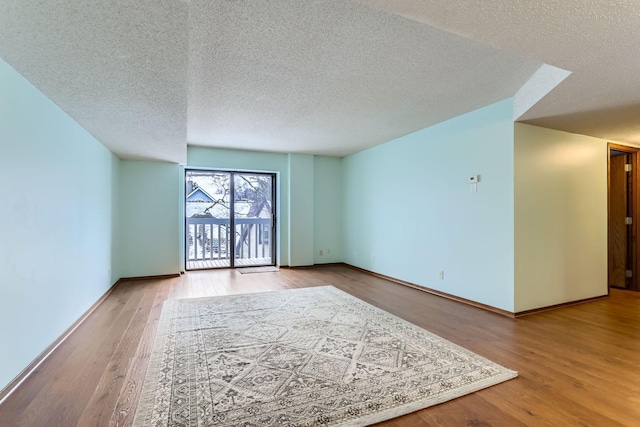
[185,169,276,270]
[608,144,639,290]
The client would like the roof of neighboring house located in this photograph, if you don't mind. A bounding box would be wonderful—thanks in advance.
[186,187,215,202]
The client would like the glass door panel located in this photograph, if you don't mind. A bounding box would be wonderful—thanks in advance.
[233,173,274,267]
[185,170,231,269]
[185,169,276,270]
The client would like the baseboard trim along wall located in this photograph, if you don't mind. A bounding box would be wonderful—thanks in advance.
[342,264,516,317]
[342,263,610,318]
[0,272,184,404]
[0,280,120,405]
[513,295,609,317]
[119,273,182,282]
[281,263,342,269]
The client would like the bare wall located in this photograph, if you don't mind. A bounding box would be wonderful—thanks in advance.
[514,123,608,311]
[0,59,119,390]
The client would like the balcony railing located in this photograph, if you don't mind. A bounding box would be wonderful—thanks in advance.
[186,217,272,269]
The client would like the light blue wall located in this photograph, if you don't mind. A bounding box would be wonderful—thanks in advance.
[0,59,120,390]
[187,147,289,265]
[314,156,344,264]
[288,154,315,266]
[119,161,181,277]
[343,99,516,311]
[187,147,344,267]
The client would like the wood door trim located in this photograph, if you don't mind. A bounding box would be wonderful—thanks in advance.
[608,143,640,291]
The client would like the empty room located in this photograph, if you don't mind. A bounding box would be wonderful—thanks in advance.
[1,1,640,426]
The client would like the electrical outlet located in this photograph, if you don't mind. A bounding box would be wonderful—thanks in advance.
[327,249,331,254]
[439,271,445,280]
[319,249,324,256]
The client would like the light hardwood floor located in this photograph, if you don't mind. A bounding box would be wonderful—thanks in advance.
[1,265,639,426]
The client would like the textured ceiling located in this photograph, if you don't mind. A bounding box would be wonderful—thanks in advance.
[358,0,640,146]
[0,0,188,163]
[1,1,638,162]
[187,0,539,157]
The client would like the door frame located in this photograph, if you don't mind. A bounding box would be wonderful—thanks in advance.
[608,143,639,291]
[230,171,277,268]
[184,168,277,270]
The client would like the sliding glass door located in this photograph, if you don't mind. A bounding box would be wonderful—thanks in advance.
[185,169,275,270]
[233,173,274,267]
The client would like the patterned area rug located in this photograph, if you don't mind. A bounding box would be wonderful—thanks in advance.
[133,286,516,426]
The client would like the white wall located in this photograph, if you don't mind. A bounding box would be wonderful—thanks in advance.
[343,99,516,311]
[514,123,609,312]
[119,160,181,278]
[0,59,120,390]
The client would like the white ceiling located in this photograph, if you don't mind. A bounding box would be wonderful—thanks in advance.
[359,0,640,146]
[1,1,639,163]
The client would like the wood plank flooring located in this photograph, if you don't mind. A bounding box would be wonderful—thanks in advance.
[1,265,640,426]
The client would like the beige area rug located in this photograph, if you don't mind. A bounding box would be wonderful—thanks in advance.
[237,266,280,274]
[133,286,516,426]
